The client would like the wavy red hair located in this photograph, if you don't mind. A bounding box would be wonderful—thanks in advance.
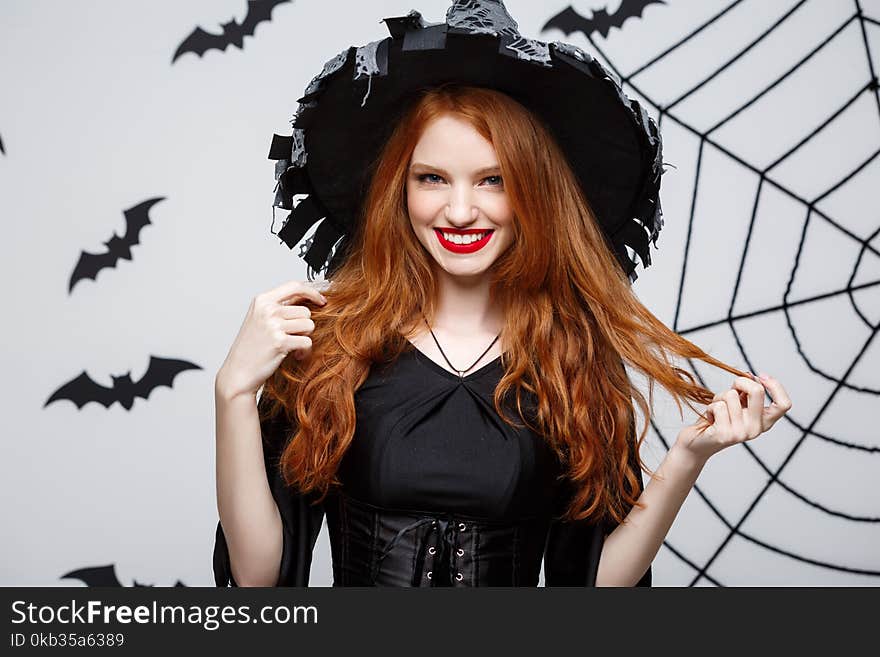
[262,83,747,525]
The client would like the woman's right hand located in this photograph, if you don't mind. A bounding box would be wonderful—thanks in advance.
[215,279,328,400]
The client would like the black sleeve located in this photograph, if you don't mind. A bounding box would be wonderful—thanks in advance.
[212,392,325,587]
[543,409,652,587]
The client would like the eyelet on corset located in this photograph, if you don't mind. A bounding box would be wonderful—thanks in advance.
[427,571,432,579]
[456,572,463,581]
[428,547,436,554]
[458,522,466,531]
[456,548,464,557]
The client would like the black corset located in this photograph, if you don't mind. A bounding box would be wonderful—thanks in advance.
[325,489,551,587]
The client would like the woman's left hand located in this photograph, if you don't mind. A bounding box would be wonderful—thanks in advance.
[675,373,793,464]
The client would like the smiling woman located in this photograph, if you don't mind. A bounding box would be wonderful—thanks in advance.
[213,0,791,589]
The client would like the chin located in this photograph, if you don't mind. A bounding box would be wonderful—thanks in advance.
[437,260,493,278]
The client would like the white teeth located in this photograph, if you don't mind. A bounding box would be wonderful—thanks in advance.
[442,232,485,244]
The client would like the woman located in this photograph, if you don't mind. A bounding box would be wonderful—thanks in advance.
[213,0,792,587]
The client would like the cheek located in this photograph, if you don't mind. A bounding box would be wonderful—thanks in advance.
[493,198,515,225]
[407,190,436,222]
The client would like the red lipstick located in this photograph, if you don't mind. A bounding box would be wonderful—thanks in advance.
[434,228,494,254]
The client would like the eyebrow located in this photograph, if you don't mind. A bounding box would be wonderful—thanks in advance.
[409,162,501,176]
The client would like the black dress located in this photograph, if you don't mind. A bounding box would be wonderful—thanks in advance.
[213,344,652,587]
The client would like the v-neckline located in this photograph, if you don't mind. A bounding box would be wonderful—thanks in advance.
[404,339,505,382]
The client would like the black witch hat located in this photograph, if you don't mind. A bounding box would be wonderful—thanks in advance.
[267,0,666,283]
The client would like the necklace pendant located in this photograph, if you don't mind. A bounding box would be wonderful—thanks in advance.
[421,313,501,384]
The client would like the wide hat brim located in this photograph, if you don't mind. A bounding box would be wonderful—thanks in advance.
[268,2,665,283]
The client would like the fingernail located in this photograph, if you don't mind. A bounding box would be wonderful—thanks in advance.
[758,372,769,380]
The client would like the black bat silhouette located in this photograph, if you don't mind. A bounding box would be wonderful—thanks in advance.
[62,564,185,587]
[68,197,164,294]
[172,0,291,63]
[542,1,666,39]
[45,356,201,411]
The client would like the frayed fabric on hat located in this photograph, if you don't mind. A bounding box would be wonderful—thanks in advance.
[267,0,667,284]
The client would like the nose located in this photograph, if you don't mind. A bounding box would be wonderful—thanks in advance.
[444,187,479,225]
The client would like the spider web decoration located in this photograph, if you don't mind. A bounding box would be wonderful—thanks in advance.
[543,0,880,585]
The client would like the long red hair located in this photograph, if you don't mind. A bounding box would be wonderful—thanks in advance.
[262,83,746,525]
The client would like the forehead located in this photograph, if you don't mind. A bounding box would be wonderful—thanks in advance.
[411,115,497,164]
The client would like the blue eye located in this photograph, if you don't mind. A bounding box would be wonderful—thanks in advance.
[416,173,503,186]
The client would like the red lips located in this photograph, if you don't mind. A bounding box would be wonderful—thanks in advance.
[434,228,494,254]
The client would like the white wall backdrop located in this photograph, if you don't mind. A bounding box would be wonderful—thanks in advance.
[1,0,877,587]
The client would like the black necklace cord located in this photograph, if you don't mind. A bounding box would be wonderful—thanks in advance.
[421,314,500,381]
